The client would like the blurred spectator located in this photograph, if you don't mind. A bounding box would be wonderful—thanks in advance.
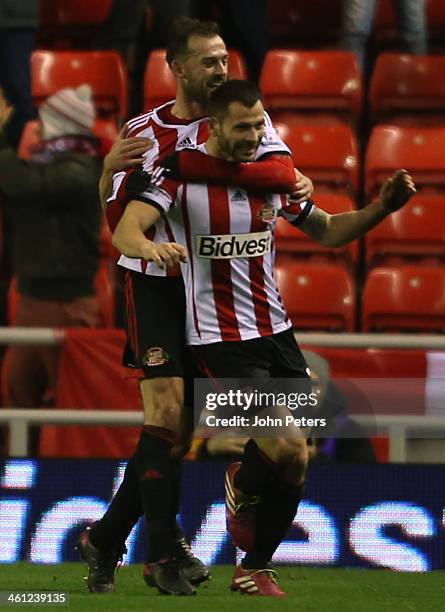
[93,0,149,63]
[194,0,268,81]
[0,85,102,414]
[0,0,38,148]
[341,0,428,73]
[94,1,192,116]
[303,351,377,464]
[149,0,193,48]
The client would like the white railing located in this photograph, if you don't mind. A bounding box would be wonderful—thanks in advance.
[1,327,445,461]
[3,327,445,349]
[0,409,143,457]
[0,409,443,462]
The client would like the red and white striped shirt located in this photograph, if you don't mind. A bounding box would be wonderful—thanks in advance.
[108,100,291,277]
[138,145,314,345]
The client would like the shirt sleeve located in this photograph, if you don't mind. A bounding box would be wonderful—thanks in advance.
[279,198,315,227]
[255,111,291,160]
[107,169,176,215]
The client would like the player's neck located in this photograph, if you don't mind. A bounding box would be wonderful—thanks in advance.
[170,89,206,121]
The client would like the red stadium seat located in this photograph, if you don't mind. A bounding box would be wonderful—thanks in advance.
[226,50,248,81]
[365,125,445,194]
[31,50,128,121]
[143,49,248,111]
[362,265,445,332]
[370,54,445,124]
[260,50,363,124]
[276,124,359,193]
[39,0,112,27]
[275,259,356,331]
[365,194,445,263]
[275,193,358,263]
[143,50,174,111]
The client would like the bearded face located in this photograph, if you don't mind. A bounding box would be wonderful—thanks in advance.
[212,100,265,162]
[174,35,229,108]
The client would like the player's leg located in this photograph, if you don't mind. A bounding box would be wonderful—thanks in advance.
[137,375,196,595]
[192,339,304,550]
[194,331,309,595]
[81,273,205,594]
[167,392,208,583]
[231,330,311,595]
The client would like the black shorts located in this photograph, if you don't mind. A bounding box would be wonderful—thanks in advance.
[191,328,309,380]
[122,271,186,379]
[191,328,312,419]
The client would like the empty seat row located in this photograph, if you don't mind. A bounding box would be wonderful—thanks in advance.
[31,48,445,129]
[30,49,247,124]
[260,50,445,127]
[31,50,128,122]
[7,257,444,333]
[275,260,445,333]
[280,124,445,198]
[275,192,445,266]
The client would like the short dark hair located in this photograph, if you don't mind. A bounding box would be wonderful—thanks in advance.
[166,17,221,65]
[208,80,262,120]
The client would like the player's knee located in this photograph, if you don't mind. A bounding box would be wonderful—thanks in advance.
[279,440,308,485]
[273,438,308,467]
[143,378,183,430]
[289,438,308,465]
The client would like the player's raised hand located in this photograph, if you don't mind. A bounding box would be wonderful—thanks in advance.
[289,169,314,204]
[380,170,417,212]
[141,242,188,269]
[104,124,154,172]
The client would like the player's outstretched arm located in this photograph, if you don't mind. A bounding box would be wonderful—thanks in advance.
[112,200,187,268]
[299,170,416,248]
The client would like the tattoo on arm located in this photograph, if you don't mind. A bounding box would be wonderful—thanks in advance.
[299,208,330,243]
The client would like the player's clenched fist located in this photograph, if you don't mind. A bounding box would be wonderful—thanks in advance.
[141,241,188,269]
[380,169,417,212]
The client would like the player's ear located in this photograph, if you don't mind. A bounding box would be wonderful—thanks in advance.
[209,116,219,137]
[170,59,185,80]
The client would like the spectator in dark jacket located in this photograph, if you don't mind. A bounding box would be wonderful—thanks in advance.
[0,0,38,147]
[0,84,103,411]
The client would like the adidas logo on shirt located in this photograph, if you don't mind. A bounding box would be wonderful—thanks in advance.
[177,137,195,150]
[230,189,247,202]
